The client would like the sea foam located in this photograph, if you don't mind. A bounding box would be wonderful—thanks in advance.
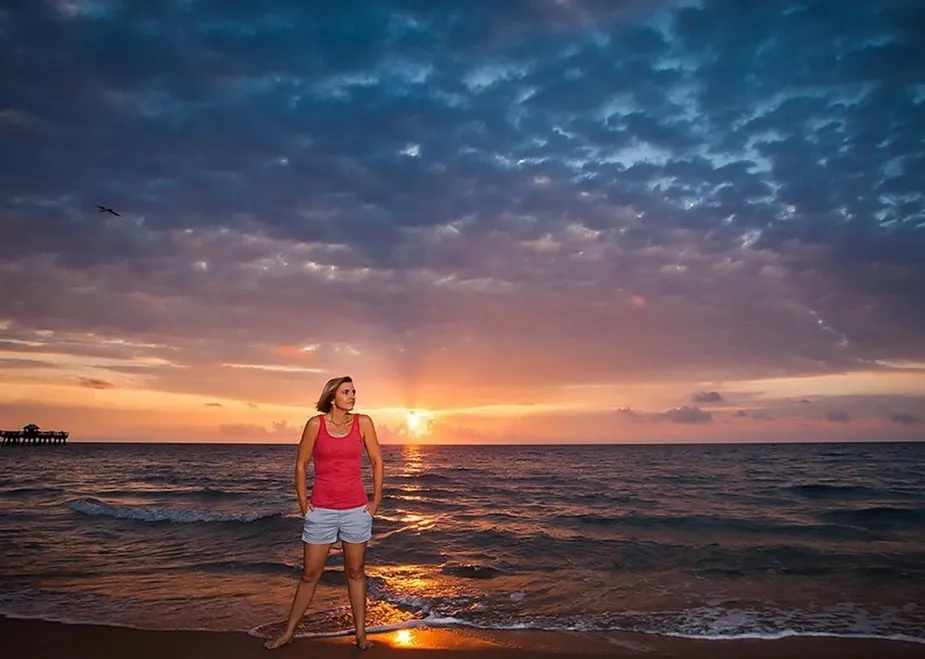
[69,497,279,523]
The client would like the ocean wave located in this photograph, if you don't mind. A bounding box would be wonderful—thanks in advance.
[545,510,880,541]
[373,532,925,581]
[394,473,454,484]
[8,600,924,647]
[817,506,925,528]
[0,486,62,497]
[614,605,925,645]
[4,588,923,646]
[192,560,298,576]
[440,564,504,579]
[183,563,374,585]
[786,483,883,499]
[250,602,425,640]
[89,486,245,500]
[362,583,925,644]
[0,609,226,634]
[68,497,280,524]
[384,486,462,500]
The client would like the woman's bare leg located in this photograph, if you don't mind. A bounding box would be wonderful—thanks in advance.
[342,541,373,649]
[264,542,332,649]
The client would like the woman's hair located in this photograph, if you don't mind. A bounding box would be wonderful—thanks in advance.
[315,376,353,413]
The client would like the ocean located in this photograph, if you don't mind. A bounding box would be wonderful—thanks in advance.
[1,441,923,644]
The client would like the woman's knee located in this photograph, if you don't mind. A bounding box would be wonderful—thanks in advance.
[345,564,366,581]
[300,568,323,583]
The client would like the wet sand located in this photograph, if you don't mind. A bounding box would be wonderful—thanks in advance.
[3,616,922,658]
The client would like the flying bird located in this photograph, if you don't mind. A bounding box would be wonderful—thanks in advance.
[97,205,121,217]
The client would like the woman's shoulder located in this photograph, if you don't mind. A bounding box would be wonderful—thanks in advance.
[354,413,375,430]
[353,415,379,443]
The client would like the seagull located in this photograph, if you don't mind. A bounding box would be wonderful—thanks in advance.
[97,205,121,217]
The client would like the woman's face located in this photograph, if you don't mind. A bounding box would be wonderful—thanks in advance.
[334,382,356,411]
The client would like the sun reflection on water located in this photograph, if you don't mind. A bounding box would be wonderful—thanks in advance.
[394,629,414,646]
[400,443,425,475]
[399,512,438,531]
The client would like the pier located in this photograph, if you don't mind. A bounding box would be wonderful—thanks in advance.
[1,424,68,446]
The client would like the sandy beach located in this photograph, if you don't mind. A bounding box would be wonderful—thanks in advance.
[3,616,923,659]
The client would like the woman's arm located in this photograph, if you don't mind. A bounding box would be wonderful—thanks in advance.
[359,415,383,516]
[295,417,320,515]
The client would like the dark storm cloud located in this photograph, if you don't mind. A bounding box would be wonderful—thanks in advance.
[1,0,924,392]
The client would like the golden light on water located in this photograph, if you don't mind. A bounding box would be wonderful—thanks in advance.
[399,512,438,531]
[394,629,414,646]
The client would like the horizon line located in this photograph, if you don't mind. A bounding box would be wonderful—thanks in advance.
[23,438,925,447]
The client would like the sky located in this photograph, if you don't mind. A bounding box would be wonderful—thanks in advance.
[1,0,924,444]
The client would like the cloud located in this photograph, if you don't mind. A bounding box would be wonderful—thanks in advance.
[219,419,299,439]
[1,0,924,432]
[890,412,922,425]
[825,409,852,424]
[734,409,775,421]
[662,406,713,424]
[0,358,60,370]
[620,405,712,424]
[77,377,115,389]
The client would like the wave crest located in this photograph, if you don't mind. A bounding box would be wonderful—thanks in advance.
[68,497,280,524]
[440,564,505,579]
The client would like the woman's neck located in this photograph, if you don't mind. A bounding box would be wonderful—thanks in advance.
[328,409,351,424]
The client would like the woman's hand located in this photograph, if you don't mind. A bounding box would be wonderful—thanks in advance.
[300,501,313,517]
[364,501,380,518]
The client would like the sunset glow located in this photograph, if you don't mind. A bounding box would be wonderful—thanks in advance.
[405,411,430,437]
[1,1,923,444]
[4,4,925,658]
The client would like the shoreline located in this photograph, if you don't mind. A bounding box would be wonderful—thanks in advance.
[4,615,923,659]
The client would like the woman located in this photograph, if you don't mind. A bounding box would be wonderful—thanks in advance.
[264,375,384,650]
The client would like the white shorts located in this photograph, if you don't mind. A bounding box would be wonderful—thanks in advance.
[301,504,372,545]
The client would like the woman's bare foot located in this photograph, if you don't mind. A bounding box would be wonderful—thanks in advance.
[263,634,294,650]
[356,635,375,650]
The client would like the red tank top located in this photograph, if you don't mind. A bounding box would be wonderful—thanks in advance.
[310,415,368,509]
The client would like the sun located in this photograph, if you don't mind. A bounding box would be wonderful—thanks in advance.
[405,410,430,436]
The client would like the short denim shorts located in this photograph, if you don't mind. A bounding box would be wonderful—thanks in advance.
[302,504,372,545]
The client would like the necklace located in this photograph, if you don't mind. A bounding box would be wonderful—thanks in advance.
[327,414,352,426]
